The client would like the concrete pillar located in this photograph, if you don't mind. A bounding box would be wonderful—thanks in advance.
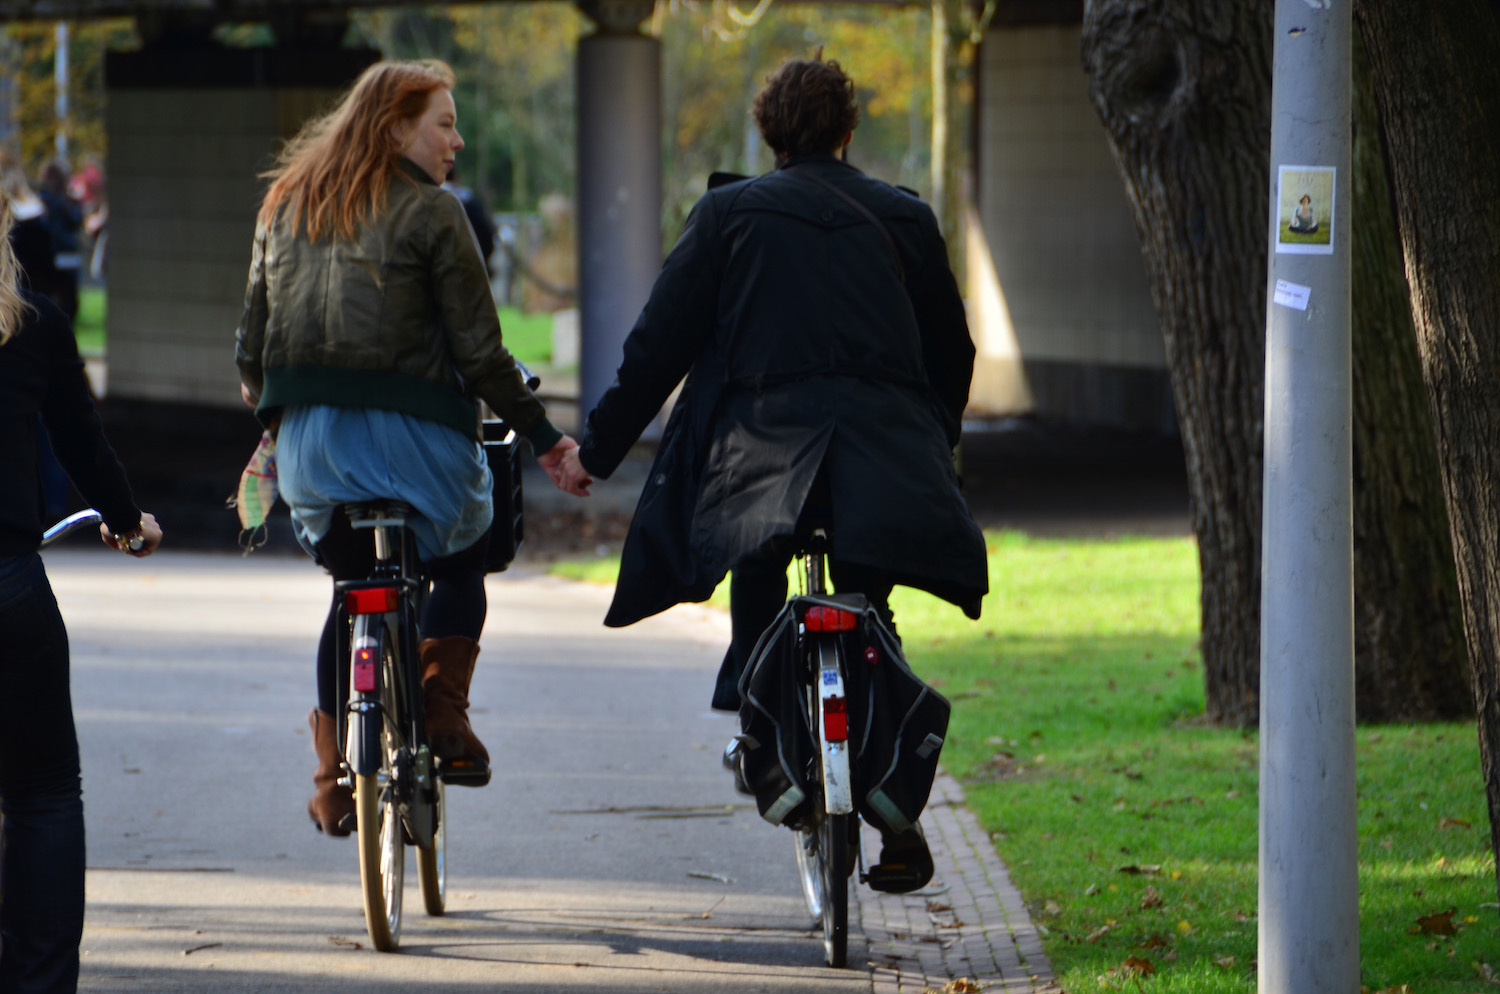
[1257,1,1356,992]
[575,0,661,421]
[104,37,376,406]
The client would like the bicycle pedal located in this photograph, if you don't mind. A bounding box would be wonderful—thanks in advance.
[436,758,492,788]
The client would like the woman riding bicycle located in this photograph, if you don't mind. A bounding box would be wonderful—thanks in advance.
[235,59,586,837]
[0,188,163,993]
[558,55,989,889]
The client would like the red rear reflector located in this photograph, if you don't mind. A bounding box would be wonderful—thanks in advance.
[823,696,848,741]
[346,587,399,615]
[865,646,879,666]
[805,606,857,632]
[353,647,377,692]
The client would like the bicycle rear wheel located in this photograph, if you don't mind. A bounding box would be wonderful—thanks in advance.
[817,809,850,967]
[353,617,404,951]
[417,780,447,916]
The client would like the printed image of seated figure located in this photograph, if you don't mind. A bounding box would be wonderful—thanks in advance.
[1290,193,1318,233]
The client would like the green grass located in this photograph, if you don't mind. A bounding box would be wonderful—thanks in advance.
[76,285,105,355]
[551,532,1498,993]
[498,306,554,366]
[66,290,552,367]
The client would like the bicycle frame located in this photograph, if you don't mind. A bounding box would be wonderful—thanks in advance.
[335,505,435,850]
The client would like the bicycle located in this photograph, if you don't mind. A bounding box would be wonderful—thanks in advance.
[730,527,948,968]
[332,500,461,952]
[789,529,861,967]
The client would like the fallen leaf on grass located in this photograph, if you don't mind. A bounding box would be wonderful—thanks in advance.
[1122,956,1156,976]
[1137,933,1171,949]
[1368,986,1411,994]
[1474,961,1500,987]
[1437,817,1471,830]
[1086,925,1111,943]
[1118,864,1162,876]
[1140,886,1163,910]
[1214,956,1236,969]
[1410,908,1459,936]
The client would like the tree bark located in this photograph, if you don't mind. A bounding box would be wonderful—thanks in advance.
[1356,0,1500,899]
[1347,33,1471,722]
[1081,0,1272,726]
[1081,0,1470,728]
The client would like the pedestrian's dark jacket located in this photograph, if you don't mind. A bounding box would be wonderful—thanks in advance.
[235,158,558,451]
[578,154,989,627]
[0,288,139,556]
[38,189,82,259]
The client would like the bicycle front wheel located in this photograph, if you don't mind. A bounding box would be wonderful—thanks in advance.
[417,779,447,916]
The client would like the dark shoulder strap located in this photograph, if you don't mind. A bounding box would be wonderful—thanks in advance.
[785,165,906,285]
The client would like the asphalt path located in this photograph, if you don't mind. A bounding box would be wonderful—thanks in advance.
[45,548,870,993]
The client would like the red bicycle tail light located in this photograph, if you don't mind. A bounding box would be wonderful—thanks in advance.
[864,645,879,666]
[345,587,399,615]
[822,695,848,742]
[353,646,377,692]
[805,606,858,632]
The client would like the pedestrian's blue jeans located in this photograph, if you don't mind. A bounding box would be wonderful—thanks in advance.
[0,553,85,994]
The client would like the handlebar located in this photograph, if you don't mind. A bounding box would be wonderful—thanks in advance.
[516,360,541,392]
[40,509,145,552]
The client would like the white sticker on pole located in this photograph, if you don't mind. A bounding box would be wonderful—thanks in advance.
[1275,165,1336,255]
[1273,279,1312,311]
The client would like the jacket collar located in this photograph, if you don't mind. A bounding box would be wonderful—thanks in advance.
[396,156,439,186]
[775,153,859,174]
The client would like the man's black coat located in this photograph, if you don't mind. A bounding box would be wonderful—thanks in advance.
[578,154,989,628]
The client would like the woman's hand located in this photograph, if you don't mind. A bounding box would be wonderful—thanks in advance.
[100,512,163,557]
[538,436,593,497]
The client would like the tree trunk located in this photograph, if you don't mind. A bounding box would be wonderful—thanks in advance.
[1082,0,1470,728]
[1356,0,1500,899]
[1347,33,1471,722]
[1081,0,1272,726]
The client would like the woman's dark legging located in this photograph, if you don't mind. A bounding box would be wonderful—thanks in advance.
[310,512,489,715]
[0,553,85,994]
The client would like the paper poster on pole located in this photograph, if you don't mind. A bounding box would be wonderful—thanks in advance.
[1276,165,1336,255]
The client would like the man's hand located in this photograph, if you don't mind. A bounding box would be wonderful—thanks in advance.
[538,436,593,497]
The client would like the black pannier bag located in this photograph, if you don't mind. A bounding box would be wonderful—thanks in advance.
[481,418,524,573]
[734,592,951,836]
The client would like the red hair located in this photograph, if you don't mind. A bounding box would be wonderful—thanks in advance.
[259,59,455,242]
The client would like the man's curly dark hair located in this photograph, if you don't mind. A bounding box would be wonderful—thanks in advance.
[752,55,861,161]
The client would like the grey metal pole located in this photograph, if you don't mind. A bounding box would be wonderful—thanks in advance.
[1258,1,1356,992]
[54,21,69,161]
[576,1,662,422]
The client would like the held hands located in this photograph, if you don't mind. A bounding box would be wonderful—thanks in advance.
[100,511,163,557]
[538,436,593,497]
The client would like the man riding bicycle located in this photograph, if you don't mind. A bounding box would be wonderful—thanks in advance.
[556,54,989,891]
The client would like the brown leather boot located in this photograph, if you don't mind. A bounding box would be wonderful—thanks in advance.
[420,636,490,770]
[308,708,354,836]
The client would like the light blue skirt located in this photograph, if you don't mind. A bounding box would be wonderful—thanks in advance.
[276,405,492,562]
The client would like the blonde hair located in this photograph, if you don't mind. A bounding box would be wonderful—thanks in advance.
[0,191,30,345]
[259,59,456,242]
